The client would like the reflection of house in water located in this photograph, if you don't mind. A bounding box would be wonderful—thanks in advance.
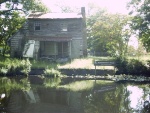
[7,88,84,113]
[10,7,87,61]
[94,85,116,93]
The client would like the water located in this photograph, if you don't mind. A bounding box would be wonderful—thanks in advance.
[0,76,149,113]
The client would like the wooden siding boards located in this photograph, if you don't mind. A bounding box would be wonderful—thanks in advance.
[10,31,24,57]
[10,7,87,59]
[28,19,82,36]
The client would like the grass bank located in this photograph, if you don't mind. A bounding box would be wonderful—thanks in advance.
[0,55,150,76]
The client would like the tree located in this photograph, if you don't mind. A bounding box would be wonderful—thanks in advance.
[127,0,150,51]
[87,9,131,57]
[0,0,48,56]
[127,45,136,56]
[0,11,26,55]
[0,0,48,15]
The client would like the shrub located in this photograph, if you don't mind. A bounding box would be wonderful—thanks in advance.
[115,57,148,75]
[44,68,61,77]
[127,59,147,74]
[0,67,8,76]
[115,57,128,74]
[0,58,31,76]
[19,59,31,76]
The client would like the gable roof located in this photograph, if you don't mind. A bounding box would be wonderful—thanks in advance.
[28,12,83,19]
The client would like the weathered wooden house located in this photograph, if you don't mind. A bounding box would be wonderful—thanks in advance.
[10,7,87,60]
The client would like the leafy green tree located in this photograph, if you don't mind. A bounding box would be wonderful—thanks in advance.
[87,9,131,57]
[0,12,26,55]
[0,0,48,15]
[127,45,136,56]
[127,0,150,51]
[0,0,48,56]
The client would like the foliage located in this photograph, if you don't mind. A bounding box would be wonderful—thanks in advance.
[0,58,31,76]
[127,0,150,51]
[127,59,147,74]
[31,59,58,69]
[0,0,48,15]
[44,68,62,77]
[19,59,31,76]
[87,9,131,57]
[115,57,128,74]
[0,12,26,55]
[115,57,148,75]
[0,0,48,56]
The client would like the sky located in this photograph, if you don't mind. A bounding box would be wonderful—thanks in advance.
[41,0,131,15]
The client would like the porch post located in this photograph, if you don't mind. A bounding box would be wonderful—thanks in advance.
[69,41,71,58]
[54,42,56,59]
[62,42,63,57]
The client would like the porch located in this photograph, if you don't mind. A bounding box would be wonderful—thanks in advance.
[39,41,71,62]
[26,36,72,62]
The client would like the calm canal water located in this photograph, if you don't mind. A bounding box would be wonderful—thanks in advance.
[0,76,149,113]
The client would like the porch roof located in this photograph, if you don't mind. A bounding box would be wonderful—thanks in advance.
[27,36,72,42]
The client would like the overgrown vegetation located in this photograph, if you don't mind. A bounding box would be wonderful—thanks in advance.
[58,57,114,69]
[0,57,31,76]
[31,60,58,69]
[43,68,62,77]
[0,55,150,77]
[115,57,150,76]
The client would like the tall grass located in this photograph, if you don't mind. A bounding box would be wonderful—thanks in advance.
[0,57,31,76]
[43,68,62,77]
[58,58,114,69]
[30,60,58,69]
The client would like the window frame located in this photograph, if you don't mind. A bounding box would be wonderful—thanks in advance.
[34,22,41,31]
[60,23,68,32]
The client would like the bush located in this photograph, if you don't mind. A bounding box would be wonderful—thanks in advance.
[115,57,148,75]
[127,59,147,74]
[19,59,31,76]
[44,68,61,77]
[0,58,31,76]
[115,57,128,74]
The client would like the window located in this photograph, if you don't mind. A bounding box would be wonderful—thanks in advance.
[61,23,67,32]
[34,22,40,30]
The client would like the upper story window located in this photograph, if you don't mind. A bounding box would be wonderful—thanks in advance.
[34,22,40,31]
[61,23,67,32]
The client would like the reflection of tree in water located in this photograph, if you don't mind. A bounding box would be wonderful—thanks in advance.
[0,77,149,113]
[119,84,132,113]
[83,87,118,113]
[0,77,31,113]
[83,83,134,113]
[0,77,30,95]
[138,85,150,113]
